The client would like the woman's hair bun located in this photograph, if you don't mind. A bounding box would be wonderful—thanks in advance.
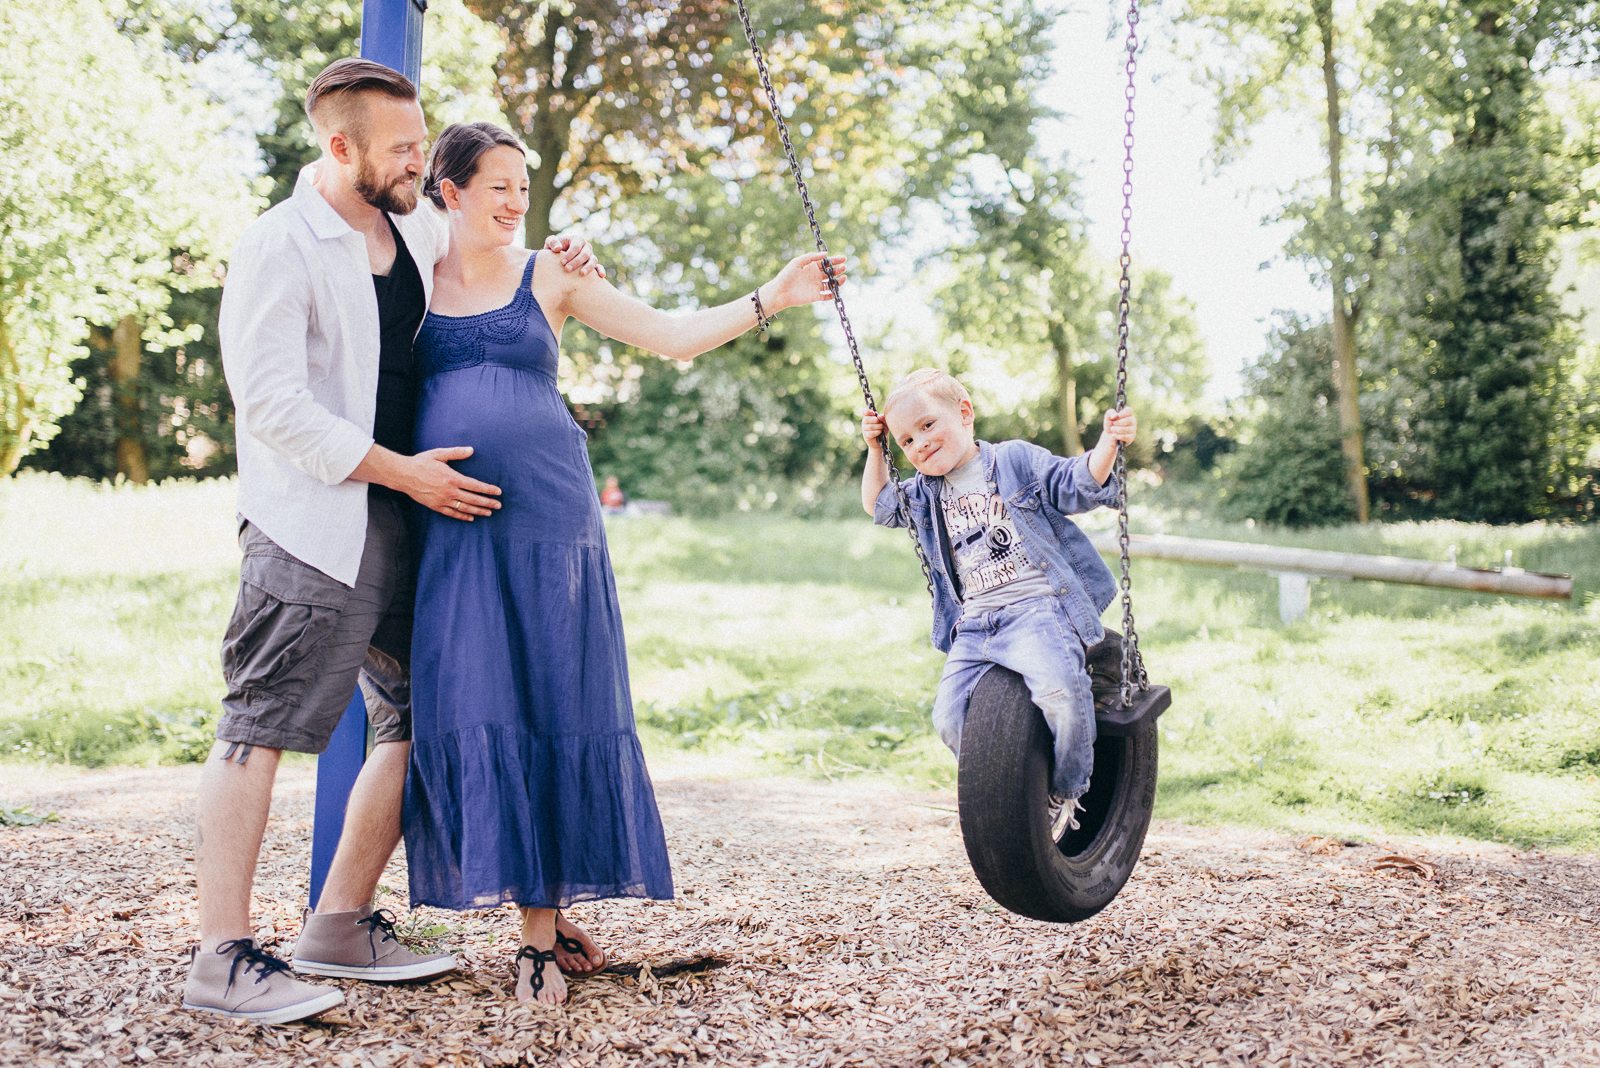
[420,173,444,210]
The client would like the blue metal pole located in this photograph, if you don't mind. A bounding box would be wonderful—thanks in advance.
[359,0,427,85]
[308,0,428,910]
[309,693,368,908]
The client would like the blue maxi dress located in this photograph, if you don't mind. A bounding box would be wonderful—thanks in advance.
[402,251,674,910]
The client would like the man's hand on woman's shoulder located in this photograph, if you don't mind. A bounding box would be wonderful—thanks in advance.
[543,235,606,278]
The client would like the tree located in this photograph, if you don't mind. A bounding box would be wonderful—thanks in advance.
[575,165,863,513]
[0,0,260,474]
[1179,0,1384,519]
[26,290,237,481]
[950,161,1099,455]
[536,0,1087,507]
[922,0,1207,461]
[932,156,1208,461]
[1357,0,1597,521]
[23,0,505,481]
[464,0,938,249]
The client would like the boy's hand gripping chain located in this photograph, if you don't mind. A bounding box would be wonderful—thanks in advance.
[1113,0,1151,707]
[733,0,937,603]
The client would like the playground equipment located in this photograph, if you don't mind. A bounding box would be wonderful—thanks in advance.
[1087,532,1574,623]
[732,0,1166,923]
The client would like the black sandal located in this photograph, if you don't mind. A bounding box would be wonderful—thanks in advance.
[554,911,605,975]
[513,945,564,1002]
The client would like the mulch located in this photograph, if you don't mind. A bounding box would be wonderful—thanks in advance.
[2,764,1599,1068]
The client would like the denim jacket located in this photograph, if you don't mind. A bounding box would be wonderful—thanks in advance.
[873,439,1121,653]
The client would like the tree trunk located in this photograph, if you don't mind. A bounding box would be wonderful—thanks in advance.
[110,315,149,484]
[520,17,566,250]
[0,303,26,474]
[1049,321,1081,455]
[1316,0,1368,522]
[524,125,567,250]
[1331,301,1368,520]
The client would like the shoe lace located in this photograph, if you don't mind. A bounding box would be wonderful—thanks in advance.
[216,939,292,992]
[1063,798,1084,831]
[1049,795,1084,837]
[357,908,400,956]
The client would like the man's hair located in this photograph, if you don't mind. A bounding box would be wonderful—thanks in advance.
[883,368,972,417]
[304,58,418,148]
[422,123,527,210]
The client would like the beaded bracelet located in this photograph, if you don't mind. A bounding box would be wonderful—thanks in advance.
[751,288,772,334]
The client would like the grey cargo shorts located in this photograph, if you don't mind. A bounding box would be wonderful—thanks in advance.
[215,495,415,755]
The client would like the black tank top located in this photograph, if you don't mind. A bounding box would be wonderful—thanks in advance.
[370,214,425,499]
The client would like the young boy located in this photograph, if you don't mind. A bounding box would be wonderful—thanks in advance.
[860,368,1137,837]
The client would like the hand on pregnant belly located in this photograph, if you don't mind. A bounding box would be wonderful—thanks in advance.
[406,445,503,520]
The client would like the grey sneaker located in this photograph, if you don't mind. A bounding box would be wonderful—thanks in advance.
[291,905,457,982]
[1049,794,1085,842]
[182,939,344,1024]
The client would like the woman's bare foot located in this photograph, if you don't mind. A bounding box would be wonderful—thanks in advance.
[515,908,568,1005]
[554,912,606,976]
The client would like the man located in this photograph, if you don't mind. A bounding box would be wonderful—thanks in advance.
[182,58,603,1024]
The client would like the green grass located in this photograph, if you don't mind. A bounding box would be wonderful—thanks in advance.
[3,471,1599,850]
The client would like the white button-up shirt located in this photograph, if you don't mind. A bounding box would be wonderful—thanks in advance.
[220,163,448,586]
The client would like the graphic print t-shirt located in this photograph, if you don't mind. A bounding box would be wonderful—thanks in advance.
[941,453,1056,615]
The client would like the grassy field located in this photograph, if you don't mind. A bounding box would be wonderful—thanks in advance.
[3,471,1599,850]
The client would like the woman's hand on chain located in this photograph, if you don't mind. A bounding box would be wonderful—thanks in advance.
[764,252,849,314]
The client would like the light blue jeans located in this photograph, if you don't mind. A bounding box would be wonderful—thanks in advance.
[932,595,1096,799]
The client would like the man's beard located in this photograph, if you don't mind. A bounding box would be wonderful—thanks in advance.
[353,148,418,215]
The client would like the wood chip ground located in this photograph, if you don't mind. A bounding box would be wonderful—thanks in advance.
[2,764,1598,1067]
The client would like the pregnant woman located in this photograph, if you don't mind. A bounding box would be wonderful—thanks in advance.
[402,122,848,1005]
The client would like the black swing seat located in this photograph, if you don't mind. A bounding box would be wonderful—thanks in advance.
[1086,628,1169,737]
[1095,685,1171,738]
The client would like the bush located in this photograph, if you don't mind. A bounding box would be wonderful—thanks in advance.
[1219,320,1353,528]
[582,334,849,517]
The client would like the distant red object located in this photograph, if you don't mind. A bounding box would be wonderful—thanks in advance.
[600,476,625,510]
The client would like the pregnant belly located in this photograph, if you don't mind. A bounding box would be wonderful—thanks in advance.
[416,365,601,543]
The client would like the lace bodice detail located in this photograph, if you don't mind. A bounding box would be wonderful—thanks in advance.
[416,253,550,377]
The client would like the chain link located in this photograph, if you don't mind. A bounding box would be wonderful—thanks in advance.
[733,0,937,603]
[1115,0,1149,706]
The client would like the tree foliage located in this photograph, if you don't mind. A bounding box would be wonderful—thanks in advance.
[925,3,1207,465]
[0,0,260,473]
[1220,319,1352,527]
[564,0,1102,507]
[934,160,1209,465]
[574,167,864,513]
[1179,0,1385,518]
[1182,0,1600,524]
[23,0,505,480]
[1357,0,1599,522]
[26,292,237,481]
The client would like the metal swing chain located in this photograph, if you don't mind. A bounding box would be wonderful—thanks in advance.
[1115,0,1150,705]
[732,0,937,603]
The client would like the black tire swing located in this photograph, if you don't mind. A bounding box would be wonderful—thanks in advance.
[733,0,1169,923]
